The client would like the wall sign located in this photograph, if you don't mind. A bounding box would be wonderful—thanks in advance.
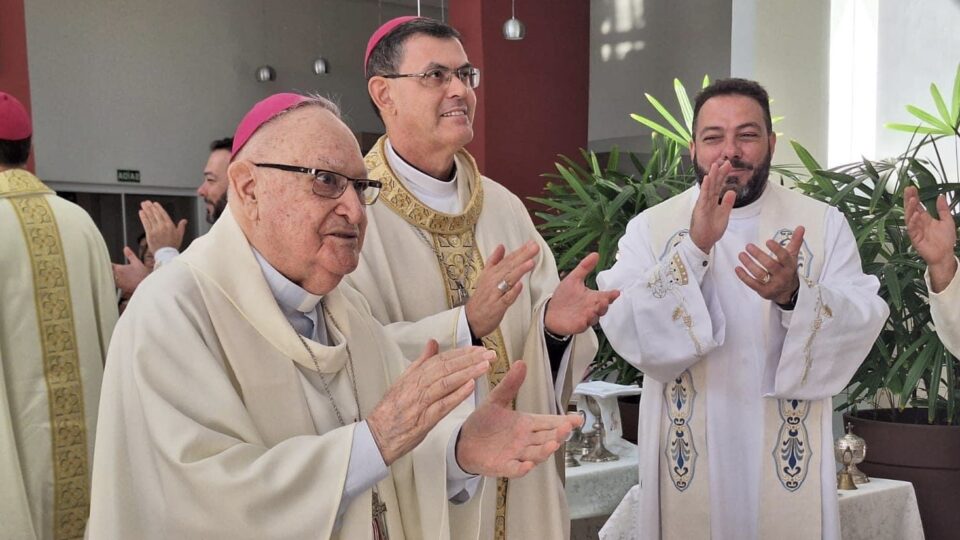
[117,169,141,183]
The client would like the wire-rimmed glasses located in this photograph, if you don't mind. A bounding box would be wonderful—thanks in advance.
[382,66,480,89]
[254,163,382,205]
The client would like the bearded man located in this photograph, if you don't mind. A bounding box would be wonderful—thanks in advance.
[597,78,889,540]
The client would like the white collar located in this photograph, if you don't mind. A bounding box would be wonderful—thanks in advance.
[251,248,322,314]
[385,138,460,199]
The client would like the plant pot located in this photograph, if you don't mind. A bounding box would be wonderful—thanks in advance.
[618,395,640,444]
[845,409,960,540]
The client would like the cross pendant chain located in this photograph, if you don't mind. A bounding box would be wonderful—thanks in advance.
[297,303,389,539]
[411,225,471,308]
[372,489,389,540]
[454,281,468,307]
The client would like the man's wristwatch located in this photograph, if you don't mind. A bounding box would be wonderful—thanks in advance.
[776,286,800,311]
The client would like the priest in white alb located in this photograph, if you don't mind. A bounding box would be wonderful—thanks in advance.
[905,185,960,356]
[350,18,619,539]
[597,79,889,540]
[87,93,582,540]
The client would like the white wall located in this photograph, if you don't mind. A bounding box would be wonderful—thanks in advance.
[589,0,732,153]
[828,0,959,182]
[874,0,959,180]
[732,0,832,169]
[24,0,440,191]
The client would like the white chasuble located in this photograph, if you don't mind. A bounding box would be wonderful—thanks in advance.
[1,169,117,540]
[87,208,464,540]
[598,182,888,540]
[346,136,598,540]
[927,257,960,358]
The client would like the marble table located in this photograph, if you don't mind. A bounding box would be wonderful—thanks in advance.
[565,439,639,520]
[598,477,924,539]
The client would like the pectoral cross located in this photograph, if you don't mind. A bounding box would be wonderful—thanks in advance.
[454,280,469,307]
[372,489,389,540]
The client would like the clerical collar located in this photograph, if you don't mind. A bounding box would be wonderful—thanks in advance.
[385,139,462,214]
[251,248,323,314]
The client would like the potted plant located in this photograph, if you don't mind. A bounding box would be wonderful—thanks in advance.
[789,64,960,539]
[530,79,705,440]
[531,81,704,387]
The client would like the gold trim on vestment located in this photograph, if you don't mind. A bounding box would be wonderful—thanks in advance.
[365,138,512,539]
[366,136,485,235]
[4,170,91,540]
[0,168,54,198]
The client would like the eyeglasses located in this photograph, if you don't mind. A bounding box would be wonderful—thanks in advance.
[382,66,481,89]
[254,163,382,205]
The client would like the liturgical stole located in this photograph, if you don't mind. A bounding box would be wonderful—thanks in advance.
[645,182,828,539]
[365,137,514,540]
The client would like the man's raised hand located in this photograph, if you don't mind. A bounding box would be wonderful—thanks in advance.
[735,225,804,304]
[367,341,492,466]
[113,246,150,299]
[465,241,539,338]
[545,252,620,336]
[690,160,736,254]
[455,361,583,478]
[140,200,187,255]
[905,186,957,293]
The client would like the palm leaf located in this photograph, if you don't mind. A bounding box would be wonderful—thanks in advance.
[644,93,691,142]
[930,83,952,129]
[675,78,694,130]
[906,105,952,132]
[630,114,689,147]
[951,63,960,126]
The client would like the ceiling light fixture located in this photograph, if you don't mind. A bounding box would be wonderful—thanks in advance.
[255,65,276,82]
[503,0,525,40]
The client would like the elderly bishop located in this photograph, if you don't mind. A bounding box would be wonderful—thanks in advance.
[87,93,581,539]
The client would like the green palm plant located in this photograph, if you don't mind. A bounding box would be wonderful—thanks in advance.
[530,78,707,384]
[532,76,796,384]
[791,63,960,425]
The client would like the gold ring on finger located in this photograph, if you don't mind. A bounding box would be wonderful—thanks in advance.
[761,272,772,284]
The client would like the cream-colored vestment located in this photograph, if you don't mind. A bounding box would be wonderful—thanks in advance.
[927,256,960,358]
[87,209,469,540]
[346,137,598,540]
[1,169,117,540]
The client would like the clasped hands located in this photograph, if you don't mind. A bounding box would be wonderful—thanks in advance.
[464,240,620,339]
[690,160,802,305]
[365,340,583,477]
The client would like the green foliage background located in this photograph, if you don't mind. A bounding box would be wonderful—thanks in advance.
[534,67,960,424]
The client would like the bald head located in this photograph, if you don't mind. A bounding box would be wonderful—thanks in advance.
[227,101,369,295]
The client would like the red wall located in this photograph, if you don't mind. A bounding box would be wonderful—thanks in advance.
[0,0,34,170]
[451,0,589,205]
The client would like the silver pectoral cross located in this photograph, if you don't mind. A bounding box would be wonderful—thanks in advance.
[372,489,389,540]
[454,280,469,307]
